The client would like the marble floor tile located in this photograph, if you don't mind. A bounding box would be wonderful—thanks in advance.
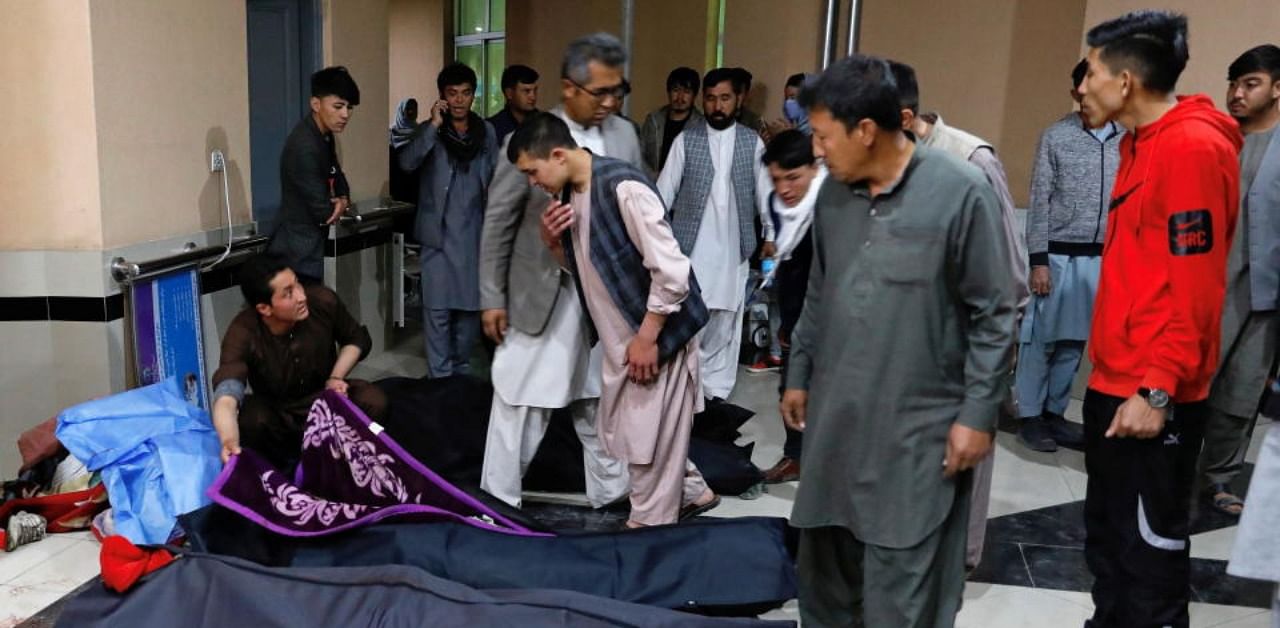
[1189,603,1272,628]
[7,540,100,594]
[1193,525,1241,561]
[968,541,1034,588]
[956,583,1093,628]
[0,536,82,585]
[988,433,1078,518]
[0,584,69,628]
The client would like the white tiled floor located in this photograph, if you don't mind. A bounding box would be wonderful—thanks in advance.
[2,349,1275,627]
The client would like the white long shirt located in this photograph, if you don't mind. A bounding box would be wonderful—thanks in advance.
[655,124,773,310]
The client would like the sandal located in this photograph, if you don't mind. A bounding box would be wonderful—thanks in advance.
[1209,483,1245,516]
[679,494,721,521]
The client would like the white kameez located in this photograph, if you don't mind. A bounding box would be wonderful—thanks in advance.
[656,125,772,399]
[480,114,628,508]
[488,112,614,407]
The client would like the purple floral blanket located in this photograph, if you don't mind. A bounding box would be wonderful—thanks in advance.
[208,390,548,538]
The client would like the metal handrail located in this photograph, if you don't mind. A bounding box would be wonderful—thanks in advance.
[110,234,271,284]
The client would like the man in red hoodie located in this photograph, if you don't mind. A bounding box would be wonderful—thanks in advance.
[1078,10,1242,628]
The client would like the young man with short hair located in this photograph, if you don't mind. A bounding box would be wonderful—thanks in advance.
[1016,59,1123,453]
[1199,43,1280,517]
[781,55,1015,627]
[269,66,360,283]
[640,67,704,176]
[399,62,499,379]
[758,129,827,484]
[1077,10,1242,626]
[487,64,540,144]
[211,255,387,469]
[478,33,641,510]
[510,112,717,527]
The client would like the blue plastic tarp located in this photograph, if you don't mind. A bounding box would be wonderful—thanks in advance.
[56,377,221,544]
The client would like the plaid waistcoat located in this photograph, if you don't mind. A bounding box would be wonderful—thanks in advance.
[561,156,710,364]
[667,121,758,260]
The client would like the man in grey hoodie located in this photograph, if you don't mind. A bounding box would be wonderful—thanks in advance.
[1016,60,1123,452]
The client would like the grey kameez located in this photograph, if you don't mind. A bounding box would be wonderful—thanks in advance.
[786,146,1017,626]
[398,120,499,377]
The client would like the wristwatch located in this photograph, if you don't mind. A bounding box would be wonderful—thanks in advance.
[1138,387,1171,410]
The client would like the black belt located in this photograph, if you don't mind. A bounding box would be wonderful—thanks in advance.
[1048,241,1103,257]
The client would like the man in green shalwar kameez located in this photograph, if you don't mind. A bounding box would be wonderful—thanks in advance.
[780,55,1017,628]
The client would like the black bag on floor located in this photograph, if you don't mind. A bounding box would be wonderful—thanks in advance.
[179,505,796,617]
[56,552,794,628]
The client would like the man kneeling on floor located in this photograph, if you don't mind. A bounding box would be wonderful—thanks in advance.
[211,255,388,468]
[510,112,720,527]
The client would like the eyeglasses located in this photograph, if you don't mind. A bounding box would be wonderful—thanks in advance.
[569,78,631,101]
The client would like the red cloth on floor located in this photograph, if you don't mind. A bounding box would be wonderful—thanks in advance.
[100,535,174,593]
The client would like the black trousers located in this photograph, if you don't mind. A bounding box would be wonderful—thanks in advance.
[1083,389,1206,628]
[776,343,803,460]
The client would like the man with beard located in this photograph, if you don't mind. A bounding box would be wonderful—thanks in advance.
[478,33,643,511]
[269,66,359,283]
[657,67,774,403]
[1198,44,1280,517]
[398,62,499,378]
[487,64,540,144]
[640,67,703,177]
[1077,10,1241,626]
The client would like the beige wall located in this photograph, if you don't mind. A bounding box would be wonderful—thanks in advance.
[629,2,712,119]
[389,0,446,122]
[326,0,392,203]
[1082,1,1280,105]
[1,1,104,251]
[722,0,825,120]
[506,0,623,93]
[89,0,253,250]
[859,0,1088,207]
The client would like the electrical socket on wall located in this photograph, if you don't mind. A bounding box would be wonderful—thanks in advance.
[210,150,225,173]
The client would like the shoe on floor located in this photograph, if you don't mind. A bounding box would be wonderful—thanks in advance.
[1208,482,1245,516]
[746,356,783,373]
[4,511,47,551]
[1017,416,1058,453]
[679,494,721,520]
[763,457,800,483]
[1043,412,1085,449]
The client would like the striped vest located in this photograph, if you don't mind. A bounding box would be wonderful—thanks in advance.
[561,156,710,364]
[667,122,758,260]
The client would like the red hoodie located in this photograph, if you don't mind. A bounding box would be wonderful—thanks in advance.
[1088,95,1242,403]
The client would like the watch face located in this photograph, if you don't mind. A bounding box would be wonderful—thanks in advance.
[1148,389,1170,408]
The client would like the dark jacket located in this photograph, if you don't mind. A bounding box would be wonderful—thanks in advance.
[561,155,709,364]
[268,116,349,282]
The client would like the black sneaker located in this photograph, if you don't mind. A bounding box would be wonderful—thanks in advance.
[1017,416,1058,452]
[1043,412,1085,449]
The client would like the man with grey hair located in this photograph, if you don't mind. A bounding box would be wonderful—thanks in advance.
[478,32,644,510]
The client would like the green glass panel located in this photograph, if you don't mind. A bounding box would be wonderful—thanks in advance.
[485,40,506,117]
[457,0,486,35]
[490,0,505,32]
[455,44,484,115]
